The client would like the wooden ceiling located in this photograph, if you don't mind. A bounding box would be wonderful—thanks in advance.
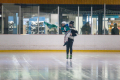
[0,0,120,4]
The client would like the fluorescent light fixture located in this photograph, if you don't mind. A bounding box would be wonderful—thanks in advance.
[110,18,115,20]
[108,22,111,25]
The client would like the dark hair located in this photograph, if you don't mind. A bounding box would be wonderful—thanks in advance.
[114,23,117,25]
[114,23,117,27]
[86,22,89,24]
[69,21,74,24]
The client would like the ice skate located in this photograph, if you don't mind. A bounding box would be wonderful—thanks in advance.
[63,41,68,46]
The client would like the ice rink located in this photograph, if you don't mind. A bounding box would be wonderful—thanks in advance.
[0,52,120,80]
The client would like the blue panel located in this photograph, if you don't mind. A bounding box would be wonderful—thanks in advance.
[28,17,45,34]
[92,15,119,18]
[28,21,31,34]
[105,15,119,18]
[8,16,13,21]
[39,17,45,21]
[13,13,18,34]
[29,17,38,21]
[92,15,98,18]
[29,17,38,34]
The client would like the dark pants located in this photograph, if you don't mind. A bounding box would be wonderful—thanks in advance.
[66,38,74,55]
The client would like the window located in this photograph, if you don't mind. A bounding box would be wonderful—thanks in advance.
[92,5,104,35]
[21,4,38,34]
[40,4,58,34]
[59,4,78,34]
[1,4,119,35]
[106,5,120,35]
[0,3,2,34]
[79,5,91,35]
[3,4,19,34]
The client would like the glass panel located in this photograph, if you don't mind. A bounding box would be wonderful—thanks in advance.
[92,5,104,35]
[21,4,38,34]
[0,3,2,34]
[3,4,19,34]
[106,5,120,35]
[40,4,58,34]
[79,5,91,35]
[58,5,78,34]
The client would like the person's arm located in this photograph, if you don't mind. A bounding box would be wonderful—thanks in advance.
[67,30,70,32]
[111,29,113,35]
[74,30,78,33]
[73,28,78,34]
[59,27,65,31]
[75,29,78,36]
[71,29,78,36]
[61,27,64,31]
[118,29,119,35]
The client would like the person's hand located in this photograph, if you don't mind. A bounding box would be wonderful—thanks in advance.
[67,30,70,32]
[59,27,61,29]
[70,33,72,36]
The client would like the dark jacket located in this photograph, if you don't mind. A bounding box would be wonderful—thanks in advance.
[81,23,91,34]
[68,27,78,40]
[111,28,119,35]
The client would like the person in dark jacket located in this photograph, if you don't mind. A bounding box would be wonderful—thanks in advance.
[66,21,78,59]
[81,22,91,34]
[111,23,119,35]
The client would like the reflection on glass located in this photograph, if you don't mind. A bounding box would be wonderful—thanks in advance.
[21,5,38,34]
[0,4,1,34]
[81,22,91,34]
[40,5,58,34]
[92,5,104,35]
[79,5,91,35]
[1,4,120,35]
[3,4,19,34]
[59,5,78,34]
[106,5,120,35]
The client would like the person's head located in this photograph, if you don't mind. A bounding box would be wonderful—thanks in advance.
[69,21,74,28]
[114,23,117,28]
[61,21,66,27]
[86,22,89,26]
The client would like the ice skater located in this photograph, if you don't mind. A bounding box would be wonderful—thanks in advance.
[59,21,71,46]
[66,21,78,59]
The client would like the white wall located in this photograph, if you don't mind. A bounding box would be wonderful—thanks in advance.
[51,14,58,25]
[92,18,97,34]
[0,35,120,50]
[76,16,83,34]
